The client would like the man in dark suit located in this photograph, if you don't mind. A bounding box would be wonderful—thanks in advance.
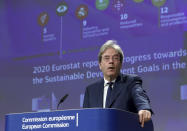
[83,40,153,127]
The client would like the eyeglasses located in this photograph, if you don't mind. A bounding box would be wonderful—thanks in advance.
[102,55,120,62]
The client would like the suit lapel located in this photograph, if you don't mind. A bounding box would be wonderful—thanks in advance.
[109,83,123,107]
[109,74,127,107]
[97,79,104,107]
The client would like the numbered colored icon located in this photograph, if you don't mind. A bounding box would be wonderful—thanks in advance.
[38,12,49,27]
[133,0,144,3]
[76,5,88,20]
[152,0,166,7]
[95,0,109,10]
[112,0,125,12]
[56,2,68,16]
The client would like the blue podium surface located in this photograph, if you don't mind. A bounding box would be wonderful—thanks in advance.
[5,108,153,131]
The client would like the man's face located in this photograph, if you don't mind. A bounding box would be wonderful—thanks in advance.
[99,48,122,81]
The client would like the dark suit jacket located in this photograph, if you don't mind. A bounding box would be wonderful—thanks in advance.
[83,74,153,114]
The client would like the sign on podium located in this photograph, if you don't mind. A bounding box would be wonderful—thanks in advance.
[5,108,153,131]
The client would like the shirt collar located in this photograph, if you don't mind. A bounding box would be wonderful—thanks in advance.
[104,78,116,87]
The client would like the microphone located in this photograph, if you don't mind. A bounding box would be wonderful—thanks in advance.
[57,94,69,110]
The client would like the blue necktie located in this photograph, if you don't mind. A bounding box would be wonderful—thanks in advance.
[105,82,113,108]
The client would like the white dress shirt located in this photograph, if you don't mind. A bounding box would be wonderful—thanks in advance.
[103,78,116,108]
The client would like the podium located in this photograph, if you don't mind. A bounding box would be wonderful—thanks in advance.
[5,108,153,131]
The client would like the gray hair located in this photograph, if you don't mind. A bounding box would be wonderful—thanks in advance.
[98,40,124,63]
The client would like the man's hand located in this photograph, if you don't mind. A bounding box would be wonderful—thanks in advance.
[138,110,151,128]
